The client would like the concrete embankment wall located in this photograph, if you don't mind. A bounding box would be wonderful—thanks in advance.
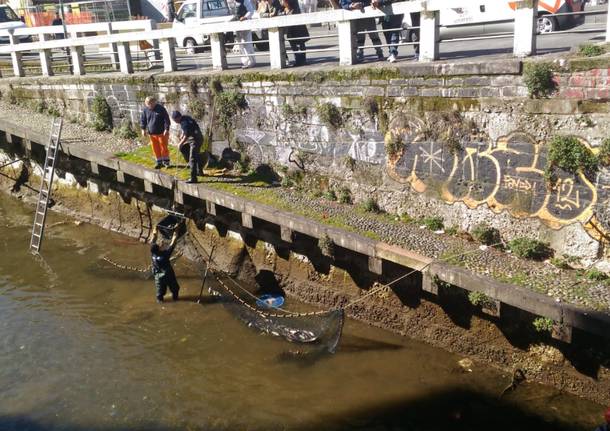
[1,58,610,268]
[1,117,610,404]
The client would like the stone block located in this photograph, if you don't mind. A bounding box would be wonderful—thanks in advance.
[144,180,153,193]
[420,88,441,97]
[363,86,385,97]
[116,171,125,183]
[552,323,573,343]
[387,87,402,97]
[368,256,382,275]
[280,225,293,243]
[422,271,438,295]
[445,77,464,87]
[464,76,491,86]
[90,161,99,175]
[401,87,418,97]
[206,201,216,215]
[242,212,253,229]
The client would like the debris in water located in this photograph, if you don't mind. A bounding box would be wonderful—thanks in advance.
[458,358,473,372]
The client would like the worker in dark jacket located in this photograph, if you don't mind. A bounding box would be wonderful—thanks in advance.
[140,96,171,169]
[341,0,383,62]
[150,226,179,303]
[171,110,204,184]
[280,0,309,66]
[372,0,402,62]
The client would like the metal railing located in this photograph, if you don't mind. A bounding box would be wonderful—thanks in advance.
[0,0,607,78]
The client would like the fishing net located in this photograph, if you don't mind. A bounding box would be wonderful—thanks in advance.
[210,274,345,354]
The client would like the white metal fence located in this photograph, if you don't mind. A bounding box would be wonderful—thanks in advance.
[0,0,607,78]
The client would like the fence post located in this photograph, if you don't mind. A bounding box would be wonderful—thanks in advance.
[419,9,439,62]
[116,41,134,74]
[71,45,86,76]
[160,38,177,72]
[513,0,538,57]
[38,33,54,77]
[104,22,120,70]
[338,20,356,66]
[268,27,286,69]
[7,31,23,77]
[210,33,227,70]
[606,4,610,42]
[148,20,161,61]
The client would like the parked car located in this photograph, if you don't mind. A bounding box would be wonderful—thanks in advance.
[173,0,236,54]
[401,0,585,43]
[0,5,32,44]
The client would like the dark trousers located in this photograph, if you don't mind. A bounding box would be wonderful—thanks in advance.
[410,12,420,55]
[289,40,306,66]
[154,268,180,300]
[356,18,382,56]
[179,136,203,181]
[381,14,403,57]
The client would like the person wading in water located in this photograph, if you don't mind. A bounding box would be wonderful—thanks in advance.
[150,226,180,303]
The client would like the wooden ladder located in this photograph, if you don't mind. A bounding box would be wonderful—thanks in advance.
[30,117,63,254]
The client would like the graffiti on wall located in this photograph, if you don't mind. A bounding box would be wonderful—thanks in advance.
[386,116,610,238]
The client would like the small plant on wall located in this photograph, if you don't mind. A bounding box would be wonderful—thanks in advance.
[91,94,113,132]
[316,102,343,130]
[384,130,404,159]
[544,135,598,183]
[523,62,556,98]
[214,90,247,145]
[599,138,610,167]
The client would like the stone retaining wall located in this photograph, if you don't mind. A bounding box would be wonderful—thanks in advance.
[1,57,610,267]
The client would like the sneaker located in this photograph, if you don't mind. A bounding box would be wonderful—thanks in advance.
[376,51,384,61]
[186,179,199,184]
[356,50,364,62]
[156,297,164,304]
[154,163,162,169]
[163,161,171,168]
[387,54,397,63]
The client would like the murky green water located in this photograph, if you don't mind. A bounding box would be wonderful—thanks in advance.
[0,194,605,431]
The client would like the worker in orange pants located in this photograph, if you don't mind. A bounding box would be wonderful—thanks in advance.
[140,96,171,169]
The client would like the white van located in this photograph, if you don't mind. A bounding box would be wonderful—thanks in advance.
[173,0,235,53]
[402,0,585,42]
[0,5,30,44]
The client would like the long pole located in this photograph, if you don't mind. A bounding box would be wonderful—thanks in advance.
[58,0,73,73]
[196,244,216,303]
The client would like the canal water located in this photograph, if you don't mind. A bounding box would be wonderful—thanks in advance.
[0,194,604,431]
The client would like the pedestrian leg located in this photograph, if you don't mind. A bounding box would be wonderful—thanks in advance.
[355,19,366,61]
[155,274,167,302]
[364,18,384,60]
[150,135,163,168]
[168,273,180,301]
[161,134,170,166]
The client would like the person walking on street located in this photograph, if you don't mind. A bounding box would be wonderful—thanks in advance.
[372,0,402,63]
[140,97,171,169]
[150,226,180,303]
[341,0,384,62]
[171,110,204,184]
[280,0,309,66]
[409,11,420,60]
[236,0,257,69]
[52,12,64,39]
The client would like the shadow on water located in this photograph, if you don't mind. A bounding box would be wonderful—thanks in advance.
[298,387,594,431]
[0,386,597,431]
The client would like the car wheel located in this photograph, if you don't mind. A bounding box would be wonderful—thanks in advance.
[537,15,557,34]
[184,38,197,55]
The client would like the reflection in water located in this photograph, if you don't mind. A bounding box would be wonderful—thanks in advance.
[0,194,604,431]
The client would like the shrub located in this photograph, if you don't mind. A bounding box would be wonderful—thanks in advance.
[337,187,352,204]
[235,154,251,174]
[545,135,598,181]
[91,94,113,131]
[550,255,579,270]
[280,169,303,188]
[215,90,247,142]
[34,100,47,113]
[584,268,608,281]
[579,44,605,57]
[599,138,610,167]
[471,223,501,246]
[384,131,404,158]
[445,225,458,236]
[361,197,380,213]
[323,189,337,201]
[508,238,552,260]
[363,96,379,117]
[188,98,206,119]
[422,216,444,231]
[468,291,492,308]
[318,234,335,257]
[532,317,554,333]
[47,105,61,117]
[523,62,556,98]
[343,155,356,171]
[317,102,343,129]
[113,120,138,140]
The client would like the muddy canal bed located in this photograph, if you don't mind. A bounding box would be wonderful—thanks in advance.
[0,195,604,431]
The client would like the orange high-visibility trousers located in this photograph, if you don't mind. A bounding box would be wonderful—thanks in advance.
[149,134,170,163]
